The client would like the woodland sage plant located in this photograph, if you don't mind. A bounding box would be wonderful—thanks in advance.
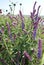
[0,1,43,65]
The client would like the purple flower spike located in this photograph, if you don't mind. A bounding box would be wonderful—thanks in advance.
[30,1,37,21]
[35,5,41,22]
[33,1,37,17]
[37,5,41,14]
[37,39,42,59]
[19,10,24,22]
[33,1,37,11]
[19,10,25,30]
[23,51,32,61]
[30,2,41,40]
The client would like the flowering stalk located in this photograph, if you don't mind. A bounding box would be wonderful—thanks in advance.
[30,1,41,40]
[19,10,24,22]
[30,1,37,21]
[35,5,41,22]
[19,10,25,30]
[37,39,42,59]
[33,1,37,11]
[23,51,32,61]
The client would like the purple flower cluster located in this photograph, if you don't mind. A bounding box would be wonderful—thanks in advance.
[37,39,42,59]
[30,1,41,40]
